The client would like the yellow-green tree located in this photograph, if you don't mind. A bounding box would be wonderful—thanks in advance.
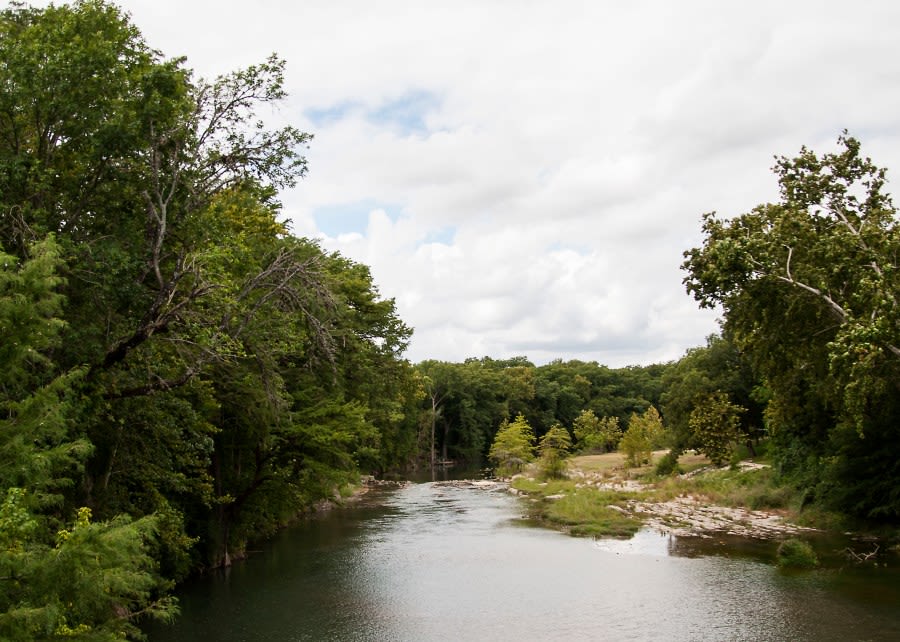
[538,424,572,479]
[488,414,535,476]
[572,409,621,453]
[619,406,664,467]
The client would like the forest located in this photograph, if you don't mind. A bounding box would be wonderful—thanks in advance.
[2,1,900,639]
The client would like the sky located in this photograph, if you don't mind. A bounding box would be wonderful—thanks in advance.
[38,1,900,366]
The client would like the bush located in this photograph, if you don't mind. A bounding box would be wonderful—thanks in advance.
[777,538,818,569]
[655,449,682,476]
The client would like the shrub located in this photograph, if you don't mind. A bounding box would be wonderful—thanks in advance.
[655,449,682,476]
[777,538,818,569]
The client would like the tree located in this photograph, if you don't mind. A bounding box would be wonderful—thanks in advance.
[488,414,535,477]
[0,237,174,639]
[683,133,900,517]
[0,0,420,580]
[688,392,746,466]
[660,334,763,455]
[572,409,621,453]
[538,424,572,479]
[415,358,533,464]
[0,502,176,641]
[619,406,664,467]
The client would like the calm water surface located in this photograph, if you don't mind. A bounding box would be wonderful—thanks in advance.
[147,481,900,641]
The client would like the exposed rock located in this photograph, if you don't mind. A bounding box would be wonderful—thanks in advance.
[626,495,816,539]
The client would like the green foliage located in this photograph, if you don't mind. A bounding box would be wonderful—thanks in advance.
[544,490,642,538]
[0,235,176,637]
[655,449,682,476]
[488,414,535,477]
[412,358,669,466]
[776,538,818,569]
[0,498,176,641]
[572,409,621,453]
[0,0,421,595]
[620,406,664,467]
[652,466,796,511]
[688,392,746,466]
[660,334,763,452]
[683,133,900,517]
[537,424,572,479]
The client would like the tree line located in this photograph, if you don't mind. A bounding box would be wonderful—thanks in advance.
[3,1,899,639]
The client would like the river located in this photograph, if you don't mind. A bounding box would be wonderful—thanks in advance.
[146,480,900,641]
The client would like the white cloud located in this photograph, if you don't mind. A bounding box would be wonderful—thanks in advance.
[44,0,900,366]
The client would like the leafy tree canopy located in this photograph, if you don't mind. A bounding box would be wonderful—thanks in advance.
[683,133,900,517]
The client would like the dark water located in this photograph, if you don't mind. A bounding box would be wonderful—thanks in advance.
[147,482,900,641]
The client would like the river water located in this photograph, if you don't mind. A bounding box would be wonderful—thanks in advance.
[147,481,900,641]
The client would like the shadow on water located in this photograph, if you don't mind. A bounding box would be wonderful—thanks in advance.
[401,463,493,483]
[146,481,900,642]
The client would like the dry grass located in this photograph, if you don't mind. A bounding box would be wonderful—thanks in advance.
[569,452,626,474]
[569,450,710,478]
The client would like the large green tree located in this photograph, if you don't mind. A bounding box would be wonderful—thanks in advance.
[683,133,900,517]
[688,391,745,467]
[0,238,175,639]
[659,334,763,454]
[1,0,420,584]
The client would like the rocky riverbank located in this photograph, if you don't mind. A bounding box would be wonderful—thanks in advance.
[508,453,818,540]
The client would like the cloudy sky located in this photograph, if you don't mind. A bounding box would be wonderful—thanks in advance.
[54,1,900,365]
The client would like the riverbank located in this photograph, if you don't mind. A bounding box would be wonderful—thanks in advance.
[509,451,822,540]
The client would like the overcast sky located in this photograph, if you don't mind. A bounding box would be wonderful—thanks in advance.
[43,1,900,365]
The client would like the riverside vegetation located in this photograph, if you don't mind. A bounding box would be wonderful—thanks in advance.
[3,1,900,639]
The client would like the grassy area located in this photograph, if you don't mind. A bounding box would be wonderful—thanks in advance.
[511,474,643,538]
[649,466,796,509]
[543,489,642,537]
[568,453,626,475]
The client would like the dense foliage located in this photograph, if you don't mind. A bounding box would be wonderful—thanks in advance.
[684,133,900,518]
[1,1,420,636]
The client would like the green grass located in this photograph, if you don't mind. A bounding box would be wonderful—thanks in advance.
[543,489,642,538]
[649,466,797,511]
[569,453,625,474]
[511,477,642,538]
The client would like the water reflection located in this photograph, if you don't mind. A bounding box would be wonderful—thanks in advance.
[147,482,900,642]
